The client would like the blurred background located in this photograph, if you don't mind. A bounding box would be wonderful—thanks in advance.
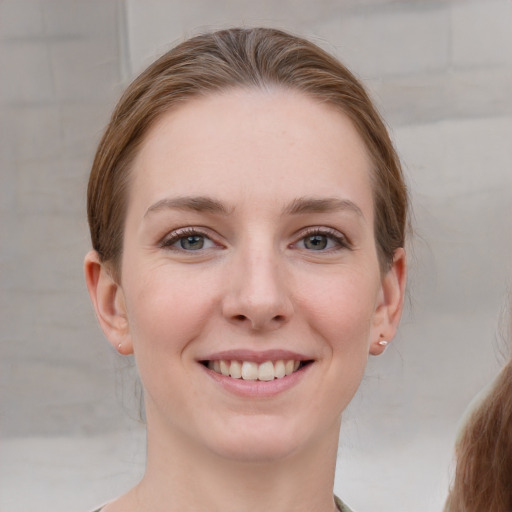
[0,1,511,511]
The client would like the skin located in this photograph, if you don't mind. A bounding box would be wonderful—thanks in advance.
[85,88,406,512]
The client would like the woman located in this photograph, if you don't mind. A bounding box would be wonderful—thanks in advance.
[85,27,408,512]
[444,346,512,511]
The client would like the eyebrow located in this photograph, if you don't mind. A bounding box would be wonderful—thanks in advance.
[283,197,364,218]
[144,196,231,217]
[144,195,364,219]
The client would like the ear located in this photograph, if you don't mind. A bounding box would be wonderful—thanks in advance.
[369,248,407,356]
[84,250,133,355]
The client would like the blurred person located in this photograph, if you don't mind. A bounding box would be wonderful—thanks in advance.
[444,307,512,512]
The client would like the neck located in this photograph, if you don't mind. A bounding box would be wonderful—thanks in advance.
[132,408,341,512]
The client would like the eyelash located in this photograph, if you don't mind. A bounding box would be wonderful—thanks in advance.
[159,226,351,253]
[293,227,351,252]
[159,227,219,251]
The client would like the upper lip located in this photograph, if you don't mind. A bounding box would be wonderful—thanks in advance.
[199,349,312,364]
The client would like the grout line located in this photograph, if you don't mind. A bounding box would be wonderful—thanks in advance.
[117,0,132,84]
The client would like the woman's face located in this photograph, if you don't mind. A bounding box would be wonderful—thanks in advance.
[90,89,404,462]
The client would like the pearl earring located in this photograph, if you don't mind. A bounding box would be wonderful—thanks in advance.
[378,340,389,347]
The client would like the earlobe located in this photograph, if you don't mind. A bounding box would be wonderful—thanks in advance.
[369,337,389,356]
[369,248,407,356]
[84,250,133,355]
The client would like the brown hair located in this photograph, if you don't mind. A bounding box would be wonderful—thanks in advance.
[87,27,408,278]
[444,359,512,512]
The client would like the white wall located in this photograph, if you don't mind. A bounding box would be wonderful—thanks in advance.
[1,1,511,511]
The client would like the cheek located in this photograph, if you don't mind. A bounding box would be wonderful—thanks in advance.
[304,273,379,410]
[121,271,216,414]
[123,270,215,358]
[297,267,379,344]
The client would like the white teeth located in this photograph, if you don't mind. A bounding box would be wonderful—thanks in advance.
[258,361,275,381]
[229,360,242,378]
[208,359,305,380]
[274,360,286,379]
[241,361,258,380]
[285,360,295,376]
[219,360,230,376]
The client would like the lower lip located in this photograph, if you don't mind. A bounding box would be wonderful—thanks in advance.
[201,363,312,398]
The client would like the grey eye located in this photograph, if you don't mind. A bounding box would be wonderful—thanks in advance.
[161,228,219,252]
[303,235,329,250]
[180,235,205,250]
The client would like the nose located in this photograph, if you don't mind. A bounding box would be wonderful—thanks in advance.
[222,249,294,331]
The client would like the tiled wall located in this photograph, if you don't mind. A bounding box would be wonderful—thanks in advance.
[0,2,511,509]
[0,0,512,511]
[0,0,132,436]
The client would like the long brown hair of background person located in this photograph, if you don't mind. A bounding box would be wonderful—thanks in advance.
[444,323,512,512]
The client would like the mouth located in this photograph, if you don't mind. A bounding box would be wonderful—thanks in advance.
[201,359,313,381]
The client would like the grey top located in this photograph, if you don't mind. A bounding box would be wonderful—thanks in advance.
[335,495,355,511]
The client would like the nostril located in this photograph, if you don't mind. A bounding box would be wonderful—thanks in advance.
[225,307,291,330]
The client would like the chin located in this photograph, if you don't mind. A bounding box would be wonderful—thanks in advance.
[204,416,317,463]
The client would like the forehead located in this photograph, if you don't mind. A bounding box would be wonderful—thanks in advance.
[129,88,374,217]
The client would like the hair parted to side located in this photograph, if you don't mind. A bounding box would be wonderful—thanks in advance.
[88,27,409,278]
[444,358,512,512]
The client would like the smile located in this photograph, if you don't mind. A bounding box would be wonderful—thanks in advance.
[205,359,309,381]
